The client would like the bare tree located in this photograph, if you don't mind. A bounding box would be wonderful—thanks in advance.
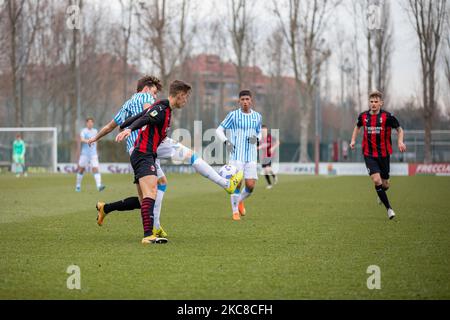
[207,18,229,126]
[68,0,83,161]
[273,0,335,162]
[373,0,394,104]
[444,18,450,91]
[265,27,288,129]
[406,0,448,163]
[5,0,41,127]
[347,1,363,114]
[140,0,193,92]
[118,0,135,100]
[140,0,195,129]
[228,0,255,91]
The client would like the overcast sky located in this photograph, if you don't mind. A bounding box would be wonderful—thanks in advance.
[106,0,447,109]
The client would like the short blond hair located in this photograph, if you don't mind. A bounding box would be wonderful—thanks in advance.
[369,90,383,100]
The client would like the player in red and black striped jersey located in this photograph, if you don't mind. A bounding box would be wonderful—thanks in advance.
[115,80,192,245]
[350,90,407,220]
[258,125,280,189]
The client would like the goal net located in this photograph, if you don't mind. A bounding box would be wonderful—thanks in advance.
[0,127,57,173]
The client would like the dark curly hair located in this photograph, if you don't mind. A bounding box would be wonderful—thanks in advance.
[136,75,163,93]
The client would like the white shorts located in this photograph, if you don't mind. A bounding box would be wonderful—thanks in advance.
[230,160,258,180]
[157,138,192,162]
[78,154,99,168]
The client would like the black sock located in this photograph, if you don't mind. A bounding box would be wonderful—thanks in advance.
[104,197,141,214]
[265,174,272,185]
[382,186,389,192]
[375,185,391,210]
[272,174,276,179]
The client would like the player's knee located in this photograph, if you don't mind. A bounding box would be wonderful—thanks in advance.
[372,177,382,186]
[158,176,168,185]
[245,183,255,192]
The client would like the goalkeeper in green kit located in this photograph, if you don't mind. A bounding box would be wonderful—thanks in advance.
[12,134,26,177]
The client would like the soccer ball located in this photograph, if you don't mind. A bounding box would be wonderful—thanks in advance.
[218,164,238,179]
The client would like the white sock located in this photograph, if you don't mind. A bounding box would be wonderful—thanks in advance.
[94,173,102,188]
[238,187,252,203]
[153,186,166,230]
[76,173,84,187]
[231,194,240,213]
[191,156,228,188]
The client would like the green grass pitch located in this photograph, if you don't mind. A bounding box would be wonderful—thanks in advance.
[0,173,449,299]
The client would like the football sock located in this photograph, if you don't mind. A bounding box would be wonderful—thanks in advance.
[383,186,389,192]
[231,188,240,213]
[104,197,141,214]
[375,185,392,210]
[76,173,84,188]
[265,174,272,185]
[191,154,228,188]
[141,197,155,237]
[239,187,253,202]
[94,173,102,188]
[153,184,166,229]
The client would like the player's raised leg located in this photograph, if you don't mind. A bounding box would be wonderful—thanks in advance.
[96,197,141,226]
[160,139,243,194]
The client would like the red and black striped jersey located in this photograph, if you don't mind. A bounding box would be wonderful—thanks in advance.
[261,134,276,158]
[121,99,172,155]
[357,109,400,157]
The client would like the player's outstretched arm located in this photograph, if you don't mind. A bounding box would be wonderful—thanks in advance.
[119,110,147,130]
[88,120,118,146]
[350,126,361,150]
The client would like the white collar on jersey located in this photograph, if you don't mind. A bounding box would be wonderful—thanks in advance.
[239,108,254,115]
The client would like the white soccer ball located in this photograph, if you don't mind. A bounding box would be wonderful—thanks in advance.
[218,164,238,179]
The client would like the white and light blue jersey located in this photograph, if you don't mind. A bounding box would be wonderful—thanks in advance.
[80,128,98,157]
[220,108,262,162]
[113,93,156,154]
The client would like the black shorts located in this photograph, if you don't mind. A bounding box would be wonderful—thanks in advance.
[262,162,272,168]
[261,157,272,168]
[364,156,390,180]
[130,150,157,184]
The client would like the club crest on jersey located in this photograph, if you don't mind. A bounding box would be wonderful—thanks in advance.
[150,110,158,117]
[150,165,156,172]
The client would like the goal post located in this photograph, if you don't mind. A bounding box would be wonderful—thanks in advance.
[0,127,58,173]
